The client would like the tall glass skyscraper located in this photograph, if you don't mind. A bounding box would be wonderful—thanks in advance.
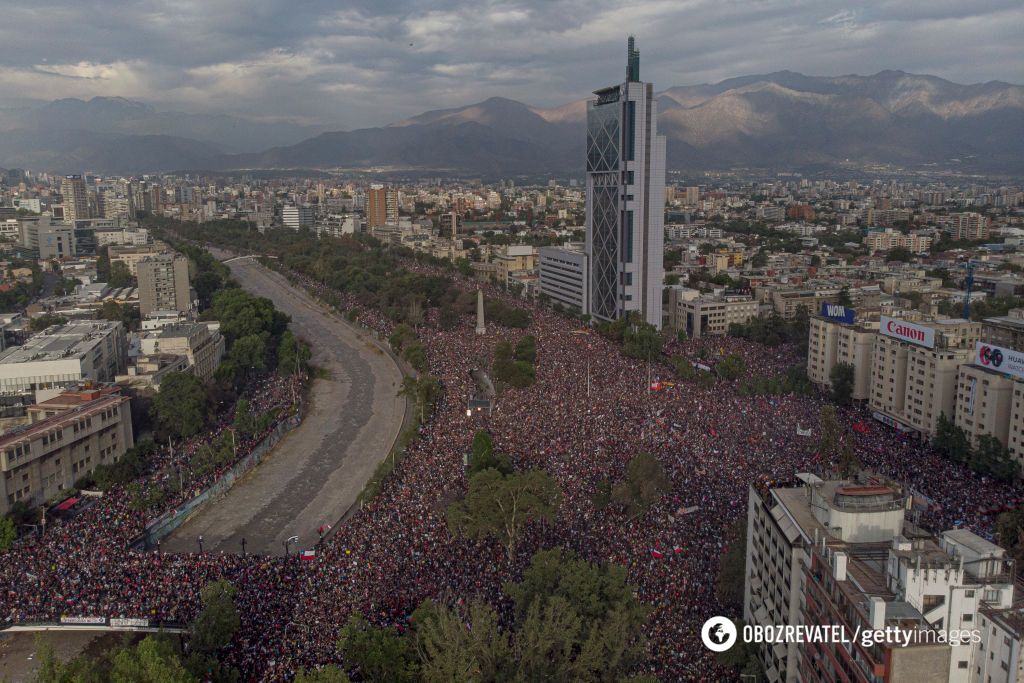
[585,37,666,329]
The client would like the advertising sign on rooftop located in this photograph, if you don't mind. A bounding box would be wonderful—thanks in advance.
[976,342,1024,381]
[880,316,935,349]
[820,302,855,324]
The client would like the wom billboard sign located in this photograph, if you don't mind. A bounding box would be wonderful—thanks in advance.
[977,342,1024,381]
[880,316,935,349]
[820,302,855,324]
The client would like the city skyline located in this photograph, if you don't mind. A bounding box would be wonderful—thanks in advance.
[0,1,1021,128]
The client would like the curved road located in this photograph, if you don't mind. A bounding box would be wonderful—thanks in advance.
[163,257,406,556]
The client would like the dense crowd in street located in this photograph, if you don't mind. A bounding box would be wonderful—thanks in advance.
[1,258,1020,681]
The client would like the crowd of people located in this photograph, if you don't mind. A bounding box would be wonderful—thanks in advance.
[2,256,1020,681]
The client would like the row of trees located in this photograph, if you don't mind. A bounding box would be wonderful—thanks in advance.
[933,413,1019,483]
[728,308,810,351]
[309,547,652,683]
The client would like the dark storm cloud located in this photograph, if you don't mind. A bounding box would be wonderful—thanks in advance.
[0,0,1020,127]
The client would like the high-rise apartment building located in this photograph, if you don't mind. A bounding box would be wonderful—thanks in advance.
[869,316,980,436]
[584,37,666,329]
[746,476,1017,683]
[367,184,398,228]
[60,174,88,222]
[939,212,990,241]
[136,254,192,315]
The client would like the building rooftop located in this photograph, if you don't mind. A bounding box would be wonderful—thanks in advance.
[0,393,126,448]
[0,321,121,365]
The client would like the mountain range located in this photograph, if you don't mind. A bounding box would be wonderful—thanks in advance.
[1,70,1021,176]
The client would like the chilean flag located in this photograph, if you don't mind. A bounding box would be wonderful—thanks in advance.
[299,550,317,561]
[649,548,664,559]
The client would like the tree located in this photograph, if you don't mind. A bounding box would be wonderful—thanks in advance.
[111,636,196,683]
[933,413,971,465]
[611,452,671,520]
[447,469,560,561]
[151,372,209,439]
[751,249,768,268]
[972,435,1019,483]
[514,335,537,364]
[276,330,311,375]
[108,261,135,288]
[829,362,856,407]
[467,429,513,475]
[997,509,1024,563]
[622,320,662,360]
[389,324,416,353]
[817,405,861,476]
[504,548,650,681]
[99,300,138,330]
[29,314,67,332]
[402,342,429,374]
[338,611,418,682]
[233,399,256,437]
[411,599,511,682]
[886,246,913,263]
[715,354,746,381]
[837,286,853,307]
[189,579,240,655]
[295,666,349,683]
[0,515,15,552]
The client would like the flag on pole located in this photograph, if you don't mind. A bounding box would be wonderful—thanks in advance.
[299,550,316,561]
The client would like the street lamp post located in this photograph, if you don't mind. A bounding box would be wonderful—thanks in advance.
[241,538,247,556]
[197,535,204,554]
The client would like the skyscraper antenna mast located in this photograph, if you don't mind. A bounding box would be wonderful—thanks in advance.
[627,36,640,82]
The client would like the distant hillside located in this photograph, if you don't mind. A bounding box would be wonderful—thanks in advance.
[2,71,1022,176]
[0,96,324,172]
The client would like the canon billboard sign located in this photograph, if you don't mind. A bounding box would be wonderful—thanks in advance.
[880,316,935,349]
[976,342,1024,381]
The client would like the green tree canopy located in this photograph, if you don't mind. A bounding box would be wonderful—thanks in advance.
[611,452,671,520]
[829,362,856,407]
[504,548,651,681]
[189,579,240,655]
[447,469,560,560]
[411,599,511,682]
[338,611,418,682]
[0,515,15,553]
[467,429,513,475]
[151,372,209,439]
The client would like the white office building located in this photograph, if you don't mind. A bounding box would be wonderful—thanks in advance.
[0,321,128,397]
[283,205,314,230]
[538,244,589,314]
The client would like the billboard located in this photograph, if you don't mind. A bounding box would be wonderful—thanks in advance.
[60,616,105,625]
[880,316,935,349]
[820,302,855,324]
[976,342,1024,381]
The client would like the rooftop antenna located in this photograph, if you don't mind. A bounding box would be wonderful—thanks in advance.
[627,36,640,82]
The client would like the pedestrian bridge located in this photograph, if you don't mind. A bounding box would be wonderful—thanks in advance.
[2,622,188,634]
[221,254,278,263]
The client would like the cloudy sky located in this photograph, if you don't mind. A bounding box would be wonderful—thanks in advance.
[0,0,1021,129]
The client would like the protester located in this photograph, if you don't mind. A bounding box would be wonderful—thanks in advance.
[2,261,1016,682]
